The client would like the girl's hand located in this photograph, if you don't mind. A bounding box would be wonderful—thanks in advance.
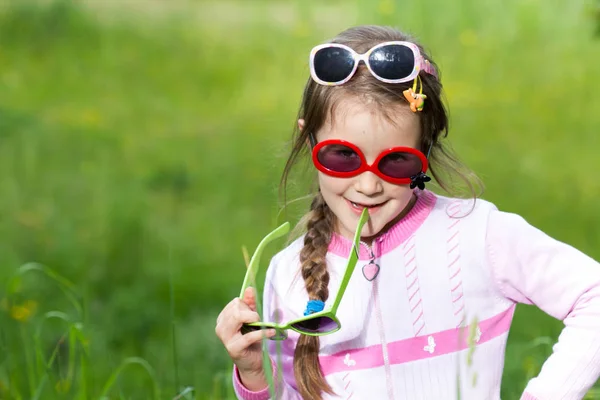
[215,287,276,390]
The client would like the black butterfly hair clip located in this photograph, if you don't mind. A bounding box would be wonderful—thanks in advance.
[409,172,431,190]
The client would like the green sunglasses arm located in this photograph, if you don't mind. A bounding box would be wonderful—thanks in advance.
[239,221,291,299]
[330,208,369,314]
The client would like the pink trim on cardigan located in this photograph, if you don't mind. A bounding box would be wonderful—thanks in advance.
[319,305,515,376]
[328,189,437,260]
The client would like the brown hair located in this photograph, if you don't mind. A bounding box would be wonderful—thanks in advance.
[280,25,482,399]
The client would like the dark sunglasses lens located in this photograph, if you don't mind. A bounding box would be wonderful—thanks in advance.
[241,324,287,340]
[368,44,415,80]
[291,316,339,334]
[317,144,361,173]
[313,47,355,83]
[241,324,260,335]
[378,152,423,179]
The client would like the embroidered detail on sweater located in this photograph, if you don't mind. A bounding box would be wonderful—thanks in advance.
[344,353,356,367]
[447,200,466,328]
[424,336,436,354]
[475,326,482,343]
[404,235,425,336]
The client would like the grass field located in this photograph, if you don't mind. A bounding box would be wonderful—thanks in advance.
[0,0,599,398]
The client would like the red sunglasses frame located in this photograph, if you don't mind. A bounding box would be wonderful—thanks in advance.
[311,139,429,185]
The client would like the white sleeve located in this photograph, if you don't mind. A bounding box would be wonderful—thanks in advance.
[486,210,600,399]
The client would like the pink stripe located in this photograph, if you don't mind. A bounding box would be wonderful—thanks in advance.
[328,190,436,259]
[345,380,351,390]
[319,305,516,376]
[407,277,418,290]
[405,265,417,278]
[452,293,464,303]
[448,242,460,253]
[403,242,415,255]
[343,372,349,380]
[448,202,461,212]
[412,310,423,325]
[347,393,353,400]
[415,322,425,336]
[446,230,459,243]
[448,219,460,230]
[448,255,460,268]
[410,298,422,312]
[404,255,416,266]
[453,304,465,316]
[408,288,420,302]
[450,281,461,292]
[449,268,460,280]
[456,317,465,329]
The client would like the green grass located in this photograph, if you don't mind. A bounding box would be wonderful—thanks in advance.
[0,0,599,398]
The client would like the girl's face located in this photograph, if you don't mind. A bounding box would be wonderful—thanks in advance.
[306,96,421,243]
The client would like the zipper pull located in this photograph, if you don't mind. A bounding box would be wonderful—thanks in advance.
[361,241,380,281]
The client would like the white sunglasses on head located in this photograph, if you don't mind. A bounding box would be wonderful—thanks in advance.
[309,41,438,86]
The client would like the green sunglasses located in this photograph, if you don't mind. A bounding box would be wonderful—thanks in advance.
[240,208,369,341]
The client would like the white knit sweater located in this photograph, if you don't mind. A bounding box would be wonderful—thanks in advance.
[232,190,600,399]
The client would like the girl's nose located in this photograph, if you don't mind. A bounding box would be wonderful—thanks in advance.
[354,171,384,196]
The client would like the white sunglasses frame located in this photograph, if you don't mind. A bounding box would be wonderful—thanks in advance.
[309,41,438,86]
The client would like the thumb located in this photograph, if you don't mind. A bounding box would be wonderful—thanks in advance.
[242,286,257,311]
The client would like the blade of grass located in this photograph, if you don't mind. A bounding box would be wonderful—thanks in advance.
[169,242,180,395]
[240,246,276,398]
[20,324,36,398]
[7,263,82,318]
[172,386,194,400]
[32,311,74,400]
[76,349,88,400]
[98,357,160,400]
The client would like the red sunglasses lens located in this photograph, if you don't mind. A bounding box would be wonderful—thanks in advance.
[316,144,362,173]
[378,152,423,179]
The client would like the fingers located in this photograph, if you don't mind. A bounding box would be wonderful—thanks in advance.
[225,328,277,356]
[215,296,276,362]
[215,297,236,327]
[215,297,261,342]
[242,287,257,311]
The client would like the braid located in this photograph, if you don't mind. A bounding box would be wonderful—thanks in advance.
[293,192,336,399]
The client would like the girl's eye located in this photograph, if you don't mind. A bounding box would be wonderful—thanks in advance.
[328,145,358,158]
[336,149,358,158]
[385,152,408,162]
[317,144,362,173]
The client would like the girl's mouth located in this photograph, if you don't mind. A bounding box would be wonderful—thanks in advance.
[346,199,387,215]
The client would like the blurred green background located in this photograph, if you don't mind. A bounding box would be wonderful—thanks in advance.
[0,0,599,399]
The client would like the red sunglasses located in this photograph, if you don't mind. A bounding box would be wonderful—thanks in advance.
[311,138,431,188]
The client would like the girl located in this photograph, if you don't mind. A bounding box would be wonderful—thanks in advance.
[215,25,600,399]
